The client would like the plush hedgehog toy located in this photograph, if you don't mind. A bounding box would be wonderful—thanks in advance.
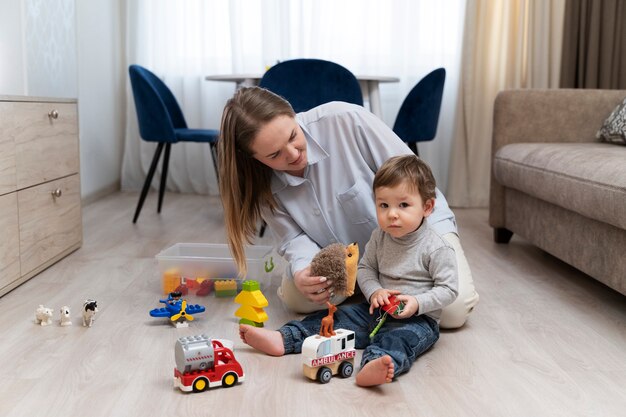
[310,242,359,297]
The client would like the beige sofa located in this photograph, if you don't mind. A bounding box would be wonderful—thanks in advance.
[489,89,626,296]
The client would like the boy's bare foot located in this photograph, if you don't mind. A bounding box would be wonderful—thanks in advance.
[239,324,285,356]
[355,355,394,387]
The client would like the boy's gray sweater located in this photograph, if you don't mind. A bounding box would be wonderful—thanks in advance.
[357,221,459,321]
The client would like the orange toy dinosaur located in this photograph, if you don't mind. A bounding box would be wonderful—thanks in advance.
[319,302,337,337]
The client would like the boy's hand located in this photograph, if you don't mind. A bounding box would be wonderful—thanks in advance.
[391,295,418,318]
[369,289,401,314]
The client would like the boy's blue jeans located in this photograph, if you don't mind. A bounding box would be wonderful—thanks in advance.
[278,302,439,377]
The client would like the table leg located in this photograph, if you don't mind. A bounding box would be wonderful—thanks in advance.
[236,78,259,89]
[368,81,382,119]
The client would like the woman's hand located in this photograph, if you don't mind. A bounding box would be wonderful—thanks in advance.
[293,266,333,304]
[368,288,401,314]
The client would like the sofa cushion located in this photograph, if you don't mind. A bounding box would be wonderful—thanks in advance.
[596,96,626,145]
[493,142,626,230]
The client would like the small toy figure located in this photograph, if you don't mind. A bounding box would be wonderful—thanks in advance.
[82,299,98,327]
[35,305,54,326]
[150,292,206,328]
[174,335,245,392]
[165,291,183,305]
[319,302,337,337]
[59,306,72,326]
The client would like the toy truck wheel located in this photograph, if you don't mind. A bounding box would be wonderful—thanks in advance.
[192,377,209,393]
[221,372,238,387]
[339,361,353,378]
[317,367,333,384]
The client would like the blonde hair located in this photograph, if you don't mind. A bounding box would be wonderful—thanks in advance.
[218,87,295,276]
[373,155,436,203]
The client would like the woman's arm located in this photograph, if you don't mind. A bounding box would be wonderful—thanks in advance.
[261,202,320,276]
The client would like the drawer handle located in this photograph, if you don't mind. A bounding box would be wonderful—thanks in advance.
[48,109,59,119]
[51,189,62,198]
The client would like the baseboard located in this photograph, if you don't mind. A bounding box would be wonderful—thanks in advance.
[82,181,121,206]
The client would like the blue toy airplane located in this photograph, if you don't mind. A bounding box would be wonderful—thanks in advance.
[149,292,206,323]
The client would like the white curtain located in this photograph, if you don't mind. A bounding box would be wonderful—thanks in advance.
[446,0,565,207]
[122,0,466,195]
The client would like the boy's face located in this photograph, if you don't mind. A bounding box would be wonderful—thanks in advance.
[375,181,434,238]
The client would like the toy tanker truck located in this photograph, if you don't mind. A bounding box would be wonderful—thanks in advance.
[173,334,245,392]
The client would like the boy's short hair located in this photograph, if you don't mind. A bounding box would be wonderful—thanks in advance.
[373,155,436,202]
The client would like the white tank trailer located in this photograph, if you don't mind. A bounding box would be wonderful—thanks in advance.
[175,334,215,373]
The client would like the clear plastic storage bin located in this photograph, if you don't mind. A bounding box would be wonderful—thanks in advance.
[156,243,274,296]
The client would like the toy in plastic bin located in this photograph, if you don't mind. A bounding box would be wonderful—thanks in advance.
[369,295,405,339]
[301,302,356,383]
[162,268,182,295]
[234,280,268,327]
[214,279,237,297]
[149,292,206,328]
[173,335,245,393]
[163,268,213,297]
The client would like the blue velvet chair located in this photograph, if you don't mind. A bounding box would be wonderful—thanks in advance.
[128,65,219,223]
[393,68,446,156]
[259,58,363,112]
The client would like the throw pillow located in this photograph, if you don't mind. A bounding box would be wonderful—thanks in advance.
[596,96,626,145]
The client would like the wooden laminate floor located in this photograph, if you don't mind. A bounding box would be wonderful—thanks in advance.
[0,192,625,417]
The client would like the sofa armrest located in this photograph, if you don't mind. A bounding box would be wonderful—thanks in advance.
[489,88,626,229]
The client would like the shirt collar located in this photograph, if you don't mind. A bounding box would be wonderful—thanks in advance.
[270,124,329,193]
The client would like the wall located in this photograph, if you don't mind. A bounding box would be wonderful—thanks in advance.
[0,0,78,97]
[76,0,125,202]
[0,0,125,202]
[0,0,25,94]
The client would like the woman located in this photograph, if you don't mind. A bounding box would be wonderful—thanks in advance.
[218,87,478,328]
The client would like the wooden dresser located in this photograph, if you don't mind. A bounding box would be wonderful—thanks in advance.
[0,96,82,296]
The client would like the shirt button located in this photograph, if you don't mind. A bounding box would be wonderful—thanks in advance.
[313,209,320,215]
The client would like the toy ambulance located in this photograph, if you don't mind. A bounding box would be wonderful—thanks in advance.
[301,329,356,383]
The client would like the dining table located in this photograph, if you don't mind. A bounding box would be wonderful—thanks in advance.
[205,73,399,119]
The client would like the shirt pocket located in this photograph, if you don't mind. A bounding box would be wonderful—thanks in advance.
[336,181,376,224]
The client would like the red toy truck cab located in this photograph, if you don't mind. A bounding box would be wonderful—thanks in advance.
[174,335,245,393]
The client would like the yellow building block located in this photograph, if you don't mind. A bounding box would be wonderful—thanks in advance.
[214,279,237,297]
[162,269,181,295]
[234,290,268,308]
[235,305,268,323]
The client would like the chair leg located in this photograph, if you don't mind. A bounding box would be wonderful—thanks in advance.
[158,143,171,213]
[210,142,219,183]
[133,143,164,223]
[407,142,419,156]
[259,221,267,238]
